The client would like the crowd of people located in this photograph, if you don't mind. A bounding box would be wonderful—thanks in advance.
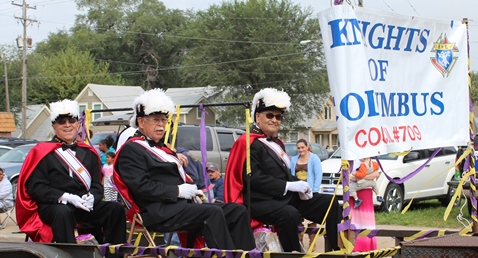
[13,87,384,255]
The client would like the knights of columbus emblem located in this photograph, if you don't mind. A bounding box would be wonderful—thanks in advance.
[430,33,459,78]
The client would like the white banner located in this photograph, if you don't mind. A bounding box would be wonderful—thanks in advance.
[319,5,469,160]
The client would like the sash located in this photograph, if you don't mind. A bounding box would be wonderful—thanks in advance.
[54,148,92,191]
[258,138,291,168]
[133,140,187,182]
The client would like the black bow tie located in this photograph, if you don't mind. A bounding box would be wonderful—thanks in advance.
[62,143,77,151]
[147,140,164,148]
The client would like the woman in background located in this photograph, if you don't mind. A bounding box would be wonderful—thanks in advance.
[99,135,115,165]
[290,139,323,249]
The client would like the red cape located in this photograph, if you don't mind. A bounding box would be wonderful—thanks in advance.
[224,133,265,229]
[16,141,99,242]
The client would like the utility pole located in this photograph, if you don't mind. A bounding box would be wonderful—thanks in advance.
[2,53,10,112]
[12,0,37,139]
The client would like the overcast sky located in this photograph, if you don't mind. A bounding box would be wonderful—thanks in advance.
[1,0,477,69]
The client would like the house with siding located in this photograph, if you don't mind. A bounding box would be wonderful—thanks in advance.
[77,84,218,134]
[12,105,51,141]
[281,96,339,149]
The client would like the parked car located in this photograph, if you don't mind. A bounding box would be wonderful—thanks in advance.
[0,137,38,148]
[0,146,12,157]
[91,113,245,173]
[319,147,458,213]
[0,143,38,198]
[284,142,329,161]
[90,132,118,152]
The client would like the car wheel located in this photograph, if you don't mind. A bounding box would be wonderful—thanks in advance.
[381,183,404,213]
[440,184,461,207]
[10,177,18,200]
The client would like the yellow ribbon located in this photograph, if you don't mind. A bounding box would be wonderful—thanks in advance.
[444,168,475,220]
[163,113,173,144]
[308,173,341,253]
[245,108,252,175]
[84,109,92,144]
[170,105,181,149]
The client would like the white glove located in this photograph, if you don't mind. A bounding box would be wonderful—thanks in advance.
[178,183,198,199]
[299,191,313,200]
[286,181,311,193]
[81,194,95,210]
[60,193,90,212]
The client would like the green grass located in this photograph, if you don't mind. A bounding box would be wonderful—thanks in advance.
[375,199,471,229]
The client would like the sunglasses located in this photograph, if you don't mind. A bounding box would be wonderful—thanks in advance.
[264,112,283,121]
[56,117,78,125]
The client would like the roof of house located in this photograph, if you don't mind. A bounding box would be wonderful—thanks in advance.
[0,113,16,133]
[165,87,212,113]
[77,84,215,115]
[77,84,145,114]
[12,104,52,140]
[311,120,337,132]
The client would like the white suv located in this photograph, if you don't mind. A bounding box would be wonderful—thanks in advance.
[319,147,458,213]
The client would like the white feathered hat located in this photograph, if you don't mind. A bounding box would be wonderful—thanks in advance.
[130,88,175,128]
[49,99,79,122]
[251,88,291,122]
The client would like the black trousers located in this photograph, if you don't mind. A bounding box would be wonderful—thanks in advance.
[148,202,255,250]
[37,201,126,244]
[254,193,341,252]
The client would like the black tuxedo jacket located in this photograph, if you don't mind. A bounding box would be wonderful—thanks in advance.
[115,141,187,227]
[243,138,298,217]
[26,145,104,207]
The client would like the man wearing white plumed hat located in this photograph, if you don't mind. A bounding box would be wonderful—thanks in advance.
[113,88,255,250]
[15,99,126,256]
[225,88,341,252]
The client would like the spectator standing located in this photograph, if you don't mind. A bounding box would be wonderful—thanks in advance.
[207,162,224,203]
[350,157,384,209]
[103,152,117,202]
[290,139,323,247]
[99,136,115,165]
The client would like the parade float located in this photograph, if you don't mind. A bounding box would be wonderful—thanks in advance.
[2,1,478,257]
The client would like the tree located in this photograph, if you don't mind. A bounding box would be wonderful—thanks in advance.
[471,72,478,105]
[180,0,329,127]
[52,0,191,89]
[28,47,124,104]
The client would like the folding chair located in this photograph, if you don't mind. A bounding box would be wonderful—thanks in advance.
[0,205,17,229]
[117,192,158,249]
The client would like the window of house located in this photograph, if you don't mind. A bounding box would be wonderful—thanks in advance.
[289,131,298,142]
[324,106,332,120]
[79,103,87,115]
[92,103,102,121]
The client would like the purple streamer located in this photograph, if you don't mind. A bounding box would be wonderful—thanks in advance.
[136,246,146,255]
[199,104,212,203]
[375,148,442,185]
[98,243,110,256]
[334,0,343,5]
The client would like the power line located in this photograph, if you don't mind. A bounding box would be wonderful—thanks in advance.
[406,0,420,16]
